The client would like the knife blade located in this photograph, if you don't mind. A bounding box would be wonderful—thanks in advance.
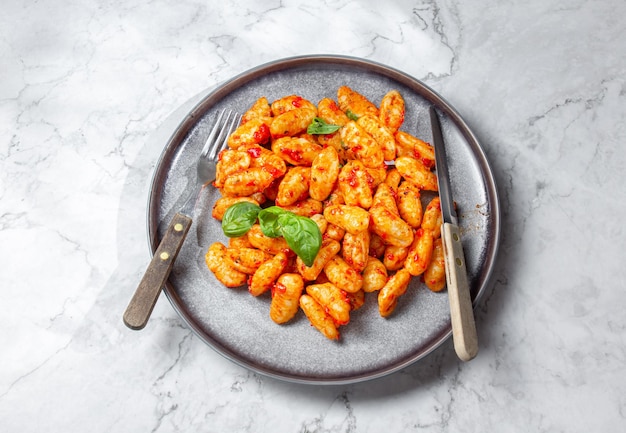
[429,106,478,361]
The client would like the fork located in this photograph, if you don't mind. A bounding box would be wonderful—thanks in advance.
[123,109,241,330]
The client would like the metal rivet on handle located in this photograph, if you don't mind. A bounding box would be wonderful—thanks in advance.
[160,252,170,261]
[174,223,183,232]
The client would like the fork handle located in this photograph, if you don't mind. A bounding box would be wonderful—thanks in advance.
[123,212,192,330]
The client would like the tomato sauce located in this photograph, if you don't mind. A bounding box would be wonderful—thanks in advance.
[272,282,287,297]
[253,124,270,144]
[267,167,283,178]
[246,146,262,158]
[282,148,303,162]
[291,96,303,108]
[346,169,358,187]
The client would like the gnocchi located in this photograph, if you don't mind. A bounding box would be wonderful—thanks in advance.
[270,273,304,324]
[379,90,405,133]
[306,282,351,325]
[205,86,451,341]
[205,242,247,288]
[309,145,340,201]
[300,294,340,340]
[337,160,374,209]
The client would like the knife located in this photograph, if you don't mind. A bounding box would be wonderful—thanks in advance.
[429,106,478,361]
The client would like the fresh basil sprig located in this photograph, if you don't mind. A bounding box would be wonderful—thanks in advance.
[257,206,285,238]
[221,202,262,237]
[221,203,322,267]
[306,117,341,135]
[276,211,322,267]
[345,109,359,121]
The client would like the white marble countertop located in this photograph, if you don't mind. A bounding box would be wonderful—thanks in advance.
[2,0,625,431]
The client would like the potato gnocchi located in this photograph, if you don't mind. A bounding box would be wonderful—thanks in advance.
[206,87,445,340]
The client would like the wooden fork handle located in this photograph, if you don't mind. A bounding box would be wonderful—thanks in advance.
[123,212,192,330]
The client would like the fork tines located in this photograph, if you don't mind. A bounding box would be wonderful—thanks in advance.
[203,109,241,160]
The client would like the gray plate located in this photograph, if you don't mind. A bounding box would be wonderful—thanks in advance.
[148,55,500,385]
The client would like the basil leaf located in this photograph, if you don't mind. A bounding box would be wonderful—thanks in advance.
[258,206,287,238]
[278,213,322,267]
[221,202,261,237]
[306,117,341,135]
[256,207,322,266]
[345,109,359,121]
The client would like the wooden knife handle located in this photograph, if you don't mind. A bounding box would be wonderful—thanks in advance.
[123,212,192,330]
[441,222,478,361]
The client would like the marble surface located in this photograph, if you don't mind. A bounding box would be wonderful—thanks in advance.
[1,0,625,431]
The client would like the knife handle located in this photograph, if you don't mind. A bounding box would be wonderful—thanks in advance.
[441,222,478,361]
[123,212,192,330]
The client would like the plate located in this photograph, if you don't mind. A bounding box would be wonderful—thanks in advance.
[148,55,500,384]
